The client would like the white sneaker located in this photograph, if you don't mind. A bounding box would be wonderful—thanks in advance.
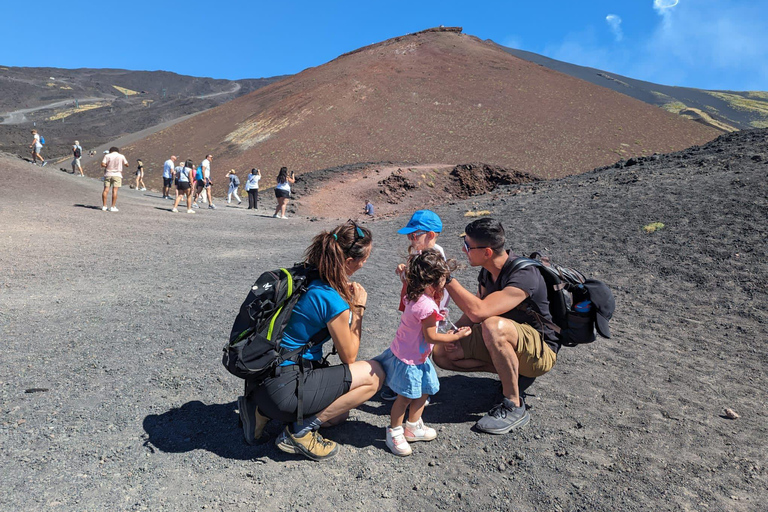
[273,213,280,218]
[140,187,146,191]
[109,207,119,212]
[186,209,195,214]
[386,426,412,456]
[171,208,179,213]
[101,206,108,211]
[208,204,217,210]
[404,418,437,442]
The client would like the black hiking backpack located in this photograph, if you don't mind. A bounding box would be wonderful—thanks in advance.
[511,253,615,347]
[222,263,329,381]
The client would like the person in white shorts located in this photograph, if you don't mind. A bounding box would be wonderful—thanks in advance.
[72,141,84,176]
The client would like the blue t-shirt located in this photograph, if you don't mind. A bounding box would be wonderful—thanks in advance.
[280,281,349,365]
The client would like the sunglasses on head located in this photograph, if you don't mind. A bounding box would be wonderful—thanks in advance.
[462,236,489,252]
[406,230,427,240]
[347,219,366,244]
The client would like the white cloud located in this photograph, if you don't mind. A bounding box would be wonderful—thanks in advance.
[502,35,522,49]
[542,0,768,90]
[606,14,623,42]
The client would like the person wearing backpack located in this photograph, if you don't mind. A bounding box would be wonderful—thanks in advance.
[225,169,242,205]
[431,218,558,434]
[30,130,46,167]
[72,141,84,176]
[238,220,384,461]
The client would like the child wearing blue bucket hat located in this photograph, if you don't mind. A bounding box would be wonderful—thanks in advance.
[381,210,452,401]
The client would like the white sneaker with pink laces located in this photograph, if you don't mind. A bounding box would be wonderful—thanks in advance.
[386,426,412,456]
[404,418,437,442]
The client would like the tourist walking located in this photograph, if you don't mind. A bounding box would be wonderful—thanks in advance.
[273,166,295,219]
[162,155,177,199]
[245,168,261,209]
[30,130,46,166]
[134,159,147,191]
[171,159,196,214]
[194,154,216,209]
[72,141,84,176]
[226,169,242,205]
[100,147,129,212]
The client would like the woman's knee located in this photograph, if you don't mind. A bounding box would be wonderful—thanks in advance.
[349,360,384,391]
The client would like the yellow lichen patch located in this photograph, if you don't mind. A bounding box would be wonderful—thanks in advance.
[642,222,665,234]
[661,101,687,114]
[746,91,768,100]
[46,82,56,87]
[47,102,108,121]
[705,91,768,117]
[679,108,738,132]
[59,86,73,90]
[113,85,139,96]
[142,99,154,107]
[750,120,768,128]
[650,91,674,101]
[464,210,491,217]
[225,108,312,150]
[0,67,8,70]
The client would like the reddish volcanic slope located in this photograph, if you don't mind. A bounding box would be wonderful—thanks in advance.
[118,28,719,188]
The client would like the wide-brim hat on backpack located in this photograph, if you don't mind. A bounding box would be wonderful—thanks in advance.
[583,280,615,338]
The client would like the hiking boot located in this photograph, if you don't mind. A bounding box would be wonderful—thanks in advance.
[476,397,530,434]
[404,418,437,442]
[109,207,119,212]
[380,386,398,401]
[386,426,412,456]
[237,396,269,445]
[171,208,179,213]
[275,426,339,461]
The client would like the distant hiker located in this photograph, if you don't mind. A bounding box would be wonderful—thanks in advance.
[432,218,559,434]
[238,221,383,461]
[162,156,177,199]
[171,159,196,214]
[100,146,129,212]
[72,141,84,176]
[30,129,46,166]
[273,166,295,219]
[134,159,147,191]
[380,209,449,402]
[226,169,242,205]
[373,249,471,456]
[194,154,216,209]
[364,199,375,216]
[245,168,261,209]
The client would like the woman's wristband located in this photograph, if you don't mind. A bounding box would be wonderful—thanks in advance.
[353,304,366,311]
[445,274,454,285]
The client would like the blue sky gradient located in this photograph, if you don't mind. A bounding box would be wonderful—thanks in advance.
[3,0,766,90]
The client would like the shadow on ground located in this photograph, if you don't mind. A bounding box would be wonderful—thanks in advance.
[142,374,541,460]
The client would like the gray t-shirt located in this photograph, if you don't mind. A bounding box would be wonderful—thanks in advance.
[477,252,559,353]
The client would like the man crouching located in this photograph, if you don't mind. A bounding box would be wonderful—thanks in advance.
[433,218,559,433]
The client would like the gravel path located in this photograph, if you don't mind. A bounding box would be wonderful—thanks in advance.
[1,130,766,511]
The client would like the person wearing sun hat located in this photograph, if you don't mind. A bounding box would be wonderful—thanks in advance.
[380,210,451,401]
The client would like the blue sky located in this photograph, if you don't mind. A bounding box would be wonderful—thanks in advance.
[3,0,766,91]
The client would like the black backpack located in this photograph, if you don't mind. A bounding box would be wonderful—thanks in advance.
[73,146,81,158]
[223,263,329,381]
[511,253,615,347]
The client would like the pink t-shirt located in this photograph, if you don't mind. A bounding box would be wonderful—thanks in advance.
[102,152,129,178]
[390,294,444,365]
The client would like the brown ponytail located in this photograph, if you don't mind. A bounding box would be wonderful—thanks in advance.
[304,220,372,303]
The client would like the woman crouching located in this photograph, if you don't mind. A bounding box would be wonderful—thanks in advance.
[239,220,384,461]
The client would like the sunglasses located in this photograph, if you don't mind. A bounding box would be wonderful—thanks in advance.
[406,230,427,240]
[462,236,489,253]
[347,219,367,245]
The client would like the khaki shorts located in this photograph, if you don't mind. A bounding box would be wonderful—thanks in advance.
[459,321,556,378]
[104,176,122,188]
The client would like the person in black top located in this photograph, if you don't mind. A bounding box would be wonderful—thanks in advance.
[432,218,559,434]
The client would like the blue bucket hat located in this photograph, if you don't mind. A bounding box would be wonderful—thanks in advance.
[397,210,443,234]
